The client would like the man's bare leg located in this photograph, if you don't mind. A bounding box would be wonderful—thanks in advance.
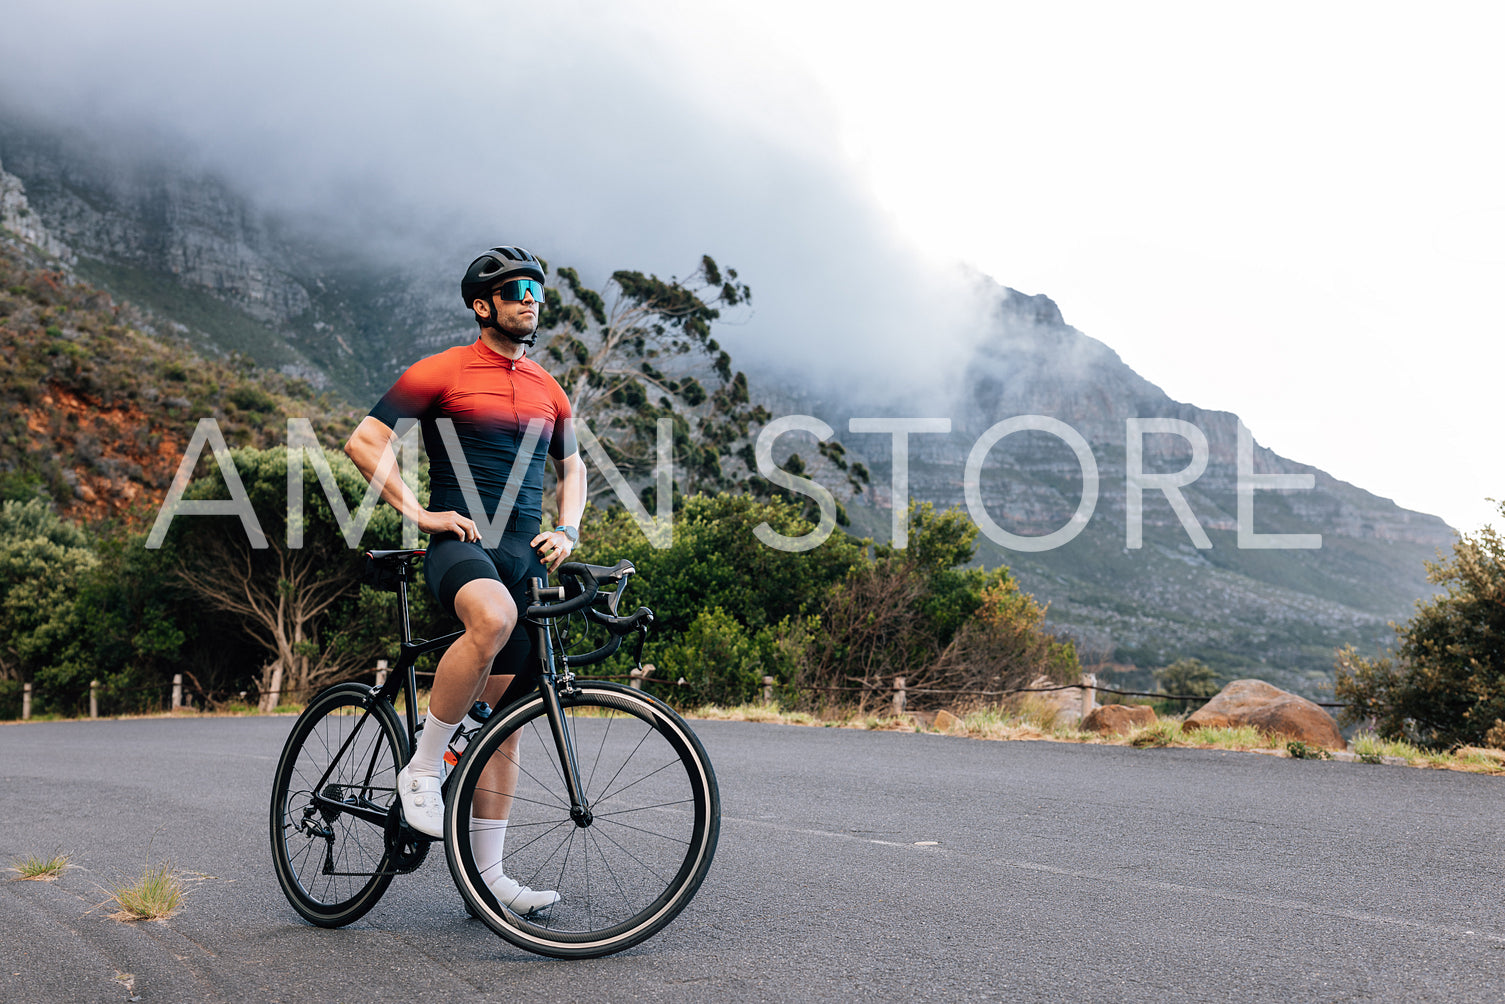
[467,622,558,911]
[397,579,514,838]
[427,579,517,724]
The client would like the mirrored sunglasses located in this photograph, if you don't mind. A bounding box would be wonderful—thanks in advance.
[494,278,544,302]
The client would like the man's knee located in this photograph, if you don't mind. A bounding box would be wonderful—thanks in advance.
[454,581,517,655]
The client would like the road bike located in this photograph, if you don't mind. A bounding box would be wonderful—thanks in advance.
[268,550,720,959]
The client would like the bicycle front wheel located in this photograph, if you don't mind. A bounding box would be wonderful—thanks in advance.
[269,682,408,927]
[444,682,720,959]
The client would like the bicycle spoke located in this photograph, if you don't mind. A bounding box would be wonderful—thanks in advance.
[594,755,685,807]
[448,684,718,957]
[271,686,404,927]
[587,723,656,803]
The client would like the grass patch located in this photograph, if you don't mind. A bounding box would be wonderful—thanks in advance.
[1128,720,1182,748]
[10,848,70,881]
[953,704,1093,743]
[105,860,184,921]
[686,702,822,726]
[1180,724,1279,751]
[1447,747,1505,774]
[1350,732,1423,761]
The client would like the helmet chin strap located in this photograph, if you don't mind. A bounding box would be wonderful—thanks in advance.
[478,298,538,347]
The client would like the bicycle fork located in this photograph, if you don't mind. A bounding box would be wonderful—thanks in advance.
[532,618,593,828]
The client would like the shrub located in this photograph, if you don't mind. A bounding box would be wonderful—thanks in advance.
[227,384,277,413]
[797,503,1079,712]
[579,492,865,639]
[1153,657,1223,713]
[1335,500,1505,749]
[652,607,818,706]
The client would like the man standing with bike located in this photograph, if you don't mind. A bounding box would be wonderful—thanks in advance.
[344,245,586,914]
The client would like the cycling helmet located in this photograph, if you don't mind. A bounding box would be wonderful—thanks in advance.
[461,245,546,309]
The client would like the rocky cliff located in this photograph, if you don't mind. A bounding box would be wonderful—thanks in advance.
[0,113,470,401]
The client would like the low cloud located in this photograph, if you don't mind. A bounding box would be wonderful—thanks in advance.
[0,0,998,404]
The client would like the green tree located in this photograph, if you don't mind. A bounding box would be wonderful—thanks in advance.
[1336,502,1505,749]
[0,499,97,713]
[38,529,191,716]
[165,445,410,709]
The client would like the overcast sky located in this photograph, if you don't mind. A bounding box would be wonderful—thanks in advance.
[2,0,1500,535]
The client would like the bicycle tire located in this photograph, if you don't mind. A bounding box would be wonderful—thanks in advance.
[269,682,410,927]
[444,682,720,959]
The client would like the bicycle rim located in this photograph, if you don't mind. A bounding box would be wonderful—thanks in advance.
[269,683,406,927]
[445,683,720,958]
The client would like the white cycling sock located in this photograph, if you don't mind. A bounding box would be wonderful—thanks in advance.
[410,710,461,779]
[471,816,508,881]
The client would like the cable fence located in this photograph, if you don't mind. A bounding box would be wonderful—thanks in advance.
[11,662,1346,721]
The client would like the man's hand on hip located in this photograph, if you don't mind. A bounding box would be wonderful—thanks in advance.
[418,510,481,543]
[531,529,575,572]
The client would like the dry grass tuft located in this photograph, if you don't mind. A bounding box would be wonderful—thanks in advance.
[106,861,184,922]
[10,848,70,881]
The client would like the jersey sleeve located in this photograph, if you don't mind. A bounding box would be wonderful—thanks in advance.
[547,374,578,460]
[369,353,450,429]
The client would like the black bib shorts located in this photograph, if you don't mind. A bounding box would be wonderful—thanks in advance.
[424,527,546,709]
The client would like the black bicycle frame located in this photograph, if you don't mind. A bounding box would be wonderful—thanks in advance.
[308,564,597,834]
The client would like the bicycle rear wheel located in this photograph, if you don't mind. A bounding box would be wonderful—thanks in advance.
[444,682,720,958]
[270,682,409,927]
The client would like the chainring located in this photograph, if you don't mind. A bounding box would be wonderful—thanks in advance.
[383,802,433,874]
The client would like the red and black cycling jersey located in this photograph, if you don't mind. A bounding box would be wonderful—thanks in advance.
[368,339,577,527]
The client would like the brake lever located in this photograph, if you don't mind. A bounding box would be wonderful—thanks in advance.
[630,614,652,667]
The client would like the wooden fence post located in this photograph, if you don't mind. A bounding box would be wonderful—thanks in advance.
[1081,673,1098,718]
[90,680,99,719]
[630,668,643,690]
[22,682,32,720]
[893,676,906,715]
[763,676,774,704]
[375,659,388,688]
[171,674,183,710]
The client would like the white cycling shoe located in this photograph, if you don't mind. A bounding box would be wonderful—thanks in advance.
[396,766,445,839]
[487,873,560,915]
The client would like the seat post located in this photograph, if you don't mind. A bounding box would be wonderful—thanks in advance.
[397,568,413,644]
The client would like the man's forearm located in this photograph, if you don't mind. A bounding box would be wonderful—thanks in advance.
[556,455,587,530]
[345,417,425,520]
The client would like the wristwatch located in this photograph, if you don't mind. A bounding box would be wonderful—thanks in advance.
[554,525,579,546]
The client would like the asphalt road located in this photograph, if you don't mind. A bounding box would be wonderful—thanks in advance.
[2,715,1502,1003]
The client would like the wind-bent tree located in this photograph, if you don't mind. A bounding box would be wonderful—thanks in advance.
[537,256,866,517]
[538,255,763,505]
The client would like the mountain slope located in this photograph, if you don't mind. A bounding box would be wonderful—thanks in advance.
[0,233,356,524]
[795,281,1451,694]
[0,113,1453,696]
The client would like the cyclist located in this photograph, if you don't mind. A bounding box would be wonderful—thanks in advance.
[344,245,586,914]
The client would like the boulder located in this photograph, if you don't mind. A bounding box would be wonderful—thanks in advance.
[1183,679,1344,750]
[1082,704,1157,736]
[934,709,964,732]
